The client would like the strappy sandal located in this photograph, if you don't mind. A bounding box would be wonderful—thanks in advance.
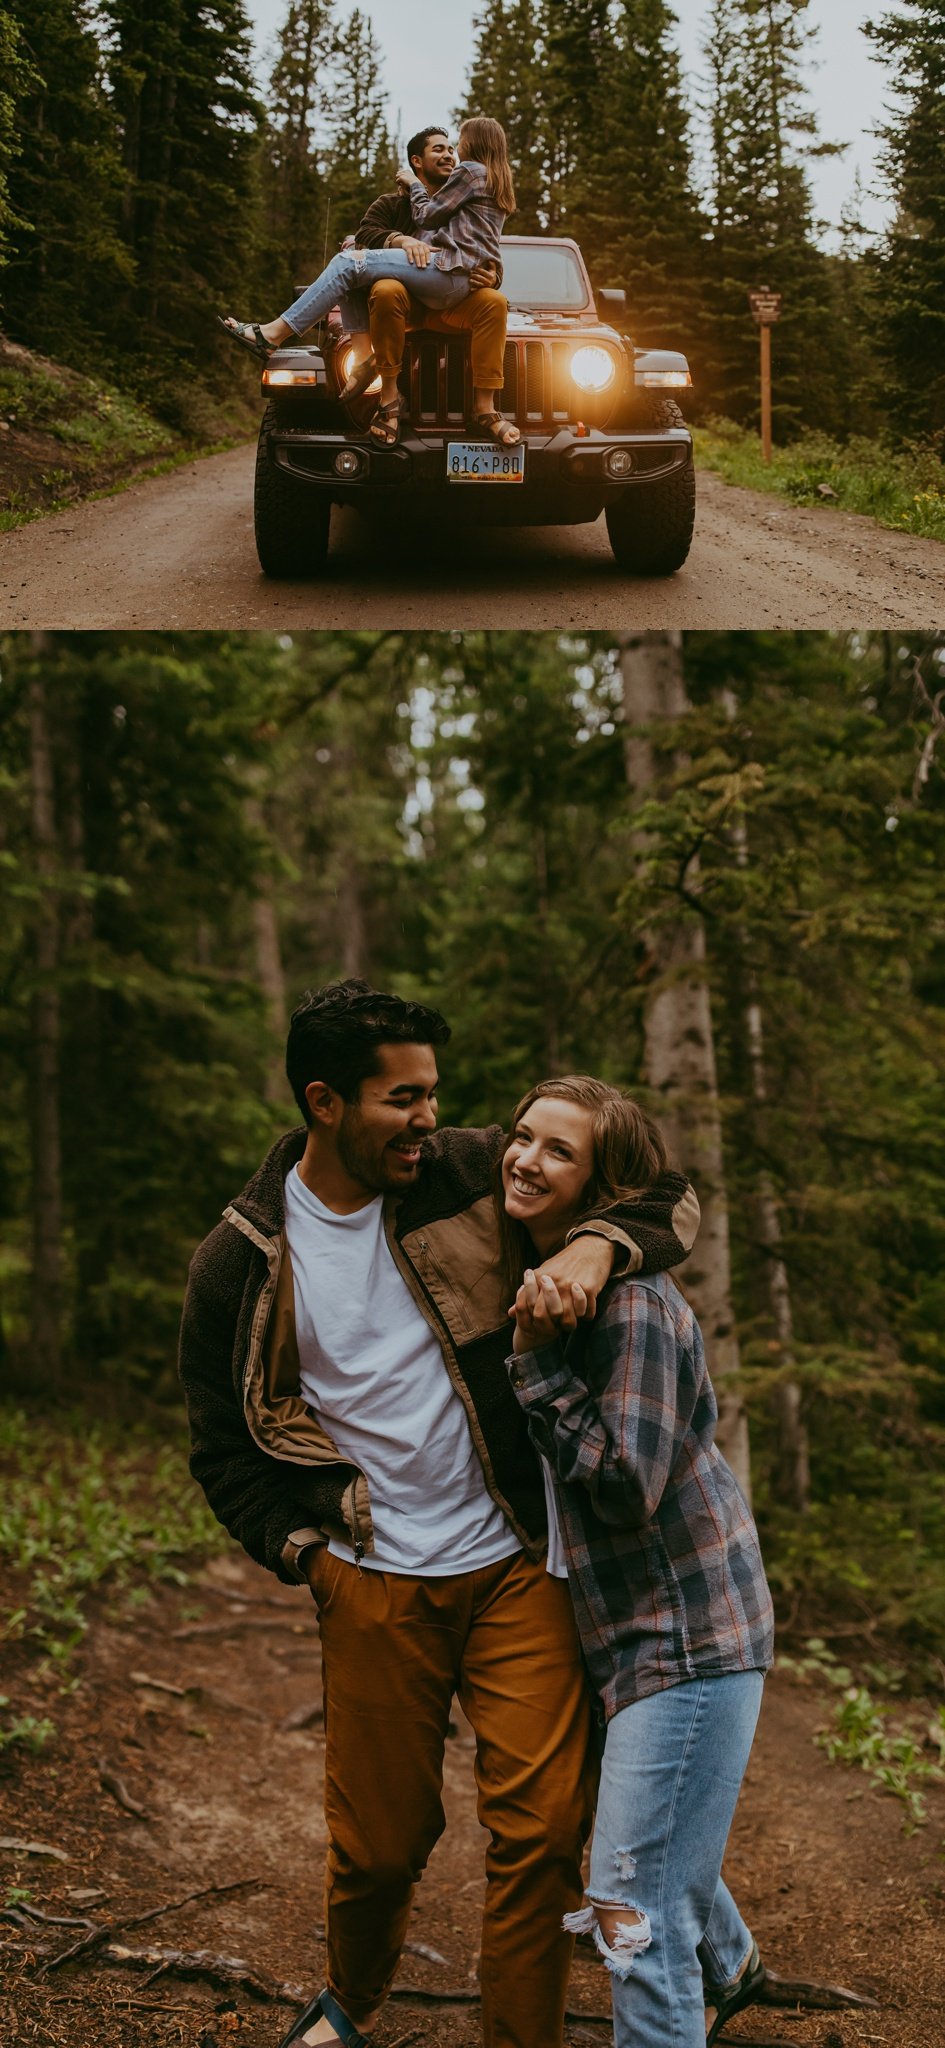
[339,353,379,403]
[705,1940,767,2044]
[217,316,275,361]
[276,1983,369,2047]
[469,409,521,448]
[368,395,405,446]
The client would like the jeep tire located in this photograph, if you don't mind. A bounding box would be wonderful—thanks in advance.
[254,405,331,577]
[605,399,696,575]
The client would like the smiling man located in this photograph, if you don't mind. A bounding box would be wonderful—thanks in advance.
[179,978,698,2048]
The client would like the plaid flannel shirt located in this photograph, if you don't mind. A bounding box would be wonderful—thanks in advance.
[408,159,506,274]
[508,1271,774,1721]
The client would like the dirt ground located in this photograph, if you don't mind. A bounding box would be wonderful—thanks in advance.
[2,1550,943,2048]
[1,438,943,631]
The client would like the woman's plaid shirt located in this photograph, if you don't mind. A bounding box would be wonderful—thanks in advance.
[408,160,506,275]
[508,1271,775,1722]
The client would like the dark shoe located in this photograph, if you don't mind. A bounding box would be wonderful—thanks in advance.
[217,315,275,361]
[705,1941,767,2044]
[368,395,405,446]
[468,408,521,448]
[276,1985,370,2047]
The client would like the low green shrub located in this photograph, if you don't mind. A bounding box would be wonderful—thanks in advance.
[694,417,945,543]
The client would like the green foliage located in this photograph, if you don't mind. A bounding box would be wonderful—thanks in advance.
[694,416,945,538]
[0,1403,229,1668]
[866,0,945,439]
[2,628,945,1685]
[0,1700,56,1754]
[818,1684,943,1832]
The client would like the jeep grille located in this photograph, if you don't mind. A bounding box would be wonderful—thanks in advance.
[405,334,617,430]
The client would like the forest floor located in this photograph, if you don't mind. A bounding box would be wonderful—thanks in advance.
[2,1546,944,2048]
[1,437,944,631]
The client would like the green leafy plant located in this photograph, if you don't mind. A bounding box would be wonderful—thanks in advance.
[818,1685,943,1834]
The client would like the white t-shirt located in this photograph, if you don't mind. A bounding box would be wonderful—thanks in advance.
[283,1167,522,1577]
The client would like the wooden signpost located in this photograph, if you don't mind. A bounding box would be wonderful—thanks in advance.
[748,289,783,465]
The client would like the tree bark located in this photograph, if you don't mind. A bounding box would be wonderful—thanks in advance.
[245,793,288,1107]
[721,691,810,1511]
[27,634,63,1389]
[618,631,751,1495]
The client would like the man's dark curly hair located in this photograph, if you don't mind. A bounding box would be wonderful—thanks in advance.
[406,124,450,167]
[285,979,451,1124]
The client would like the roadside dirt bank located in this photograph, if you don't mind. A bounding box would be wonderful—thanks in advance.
[2,1549,943,2048]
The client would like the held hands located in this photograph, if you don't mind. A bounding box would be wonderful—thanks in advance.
[509,1237,614,1354]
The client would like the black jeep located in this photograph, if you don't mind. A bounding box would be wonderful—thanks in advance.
[254,235,696,579]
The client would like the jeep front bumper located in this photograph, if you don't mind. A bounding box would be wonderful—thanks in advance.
[262,422,693,525]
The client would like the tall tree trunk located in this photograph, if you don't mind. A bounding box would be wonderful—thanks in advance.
[721,692,810,1510]
[618,631,751,1495]
[338,862,366,980]
[27,633,63,1390]
[533,814,561,1073]
[245,792,288,1106]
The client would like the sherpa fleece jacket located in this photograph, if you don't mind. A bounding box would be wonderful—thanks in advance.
[178,1124,699,1585]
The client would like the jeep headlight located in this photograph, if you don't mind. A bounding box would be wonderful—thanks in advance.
[339,346,381,396]
[570,346,617,393]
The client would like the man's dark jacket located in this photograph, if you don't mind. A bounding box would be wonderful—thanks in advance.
[179,1125,698,1585]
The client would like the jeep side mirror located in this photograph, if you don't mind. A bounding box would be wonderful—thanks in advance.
[598,288,627,315]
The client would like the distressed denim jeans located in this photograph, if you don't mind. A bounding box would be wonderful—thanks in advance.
[571,1671,764,2048]
[279,246,470,337]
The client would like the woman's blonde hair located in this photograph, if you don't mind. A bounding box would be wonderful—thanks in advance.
[494,1075,667,1293]
[459,116,516,216]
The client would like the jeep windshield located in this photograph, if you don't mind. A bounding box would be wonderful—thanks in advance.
[498,240,594,313]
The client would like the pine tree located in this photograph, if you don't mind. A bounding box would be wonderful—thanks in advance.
[462,0,547,230]
[0,5,35,272]
[259,0,336,296]
[323,8,395,243]
[865,0,945,439]
[2,0,130,354]
[101,0,261,388]
[593,1,709,350]
[700,0,847,434]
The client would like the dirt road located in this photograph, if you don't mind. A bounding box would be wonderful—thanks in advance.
[3,1547,943,2048]
[1,444,941,629]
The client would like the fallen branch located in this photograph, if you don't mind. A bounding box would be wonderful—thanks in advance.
[44,1875,265,1973]
[2,1907,97,1932]
[758,1969,879,2013]
[97,1760,150,1821]
[0,1838,69,1862]
[279,1701,323,1732]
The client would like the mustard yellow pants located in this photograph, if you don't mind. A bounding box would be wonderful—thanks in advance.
[309,1546,597,2048]
[368,276,508,390]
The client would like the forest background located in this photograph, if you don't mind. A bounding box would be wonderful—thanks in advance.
[1,0,944,497]
[1,626,944,1720]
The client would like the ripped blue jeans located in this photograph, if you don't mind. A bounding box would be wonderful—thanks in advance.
[568,1672,763,2048]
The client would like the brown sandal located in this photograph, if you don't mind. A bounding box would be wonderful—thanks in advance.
[469,409,521,447]
[339,352,379,403]
[369,395,405,446]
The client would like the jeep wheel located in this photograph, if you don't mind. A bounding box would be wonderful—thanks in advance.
[605,399,695,575]
[254,406,331,577]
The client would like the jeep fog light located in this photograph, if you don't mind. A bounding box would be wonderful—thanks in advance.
[606,448,635,478]
[263,367,320,387]
[570,346,616,392]
[637,370,691,388]
[334,448,364,477]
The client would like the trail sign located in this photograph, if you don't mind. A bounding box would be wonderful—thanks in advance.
[748,289,782,463]
[748,289,783,325]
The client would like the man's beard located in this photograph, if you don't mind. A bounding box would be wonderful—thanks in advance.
[337,1105,414,1194]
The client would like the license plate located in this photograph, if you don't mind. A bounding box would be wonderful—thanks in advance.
[447,440,525,483]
